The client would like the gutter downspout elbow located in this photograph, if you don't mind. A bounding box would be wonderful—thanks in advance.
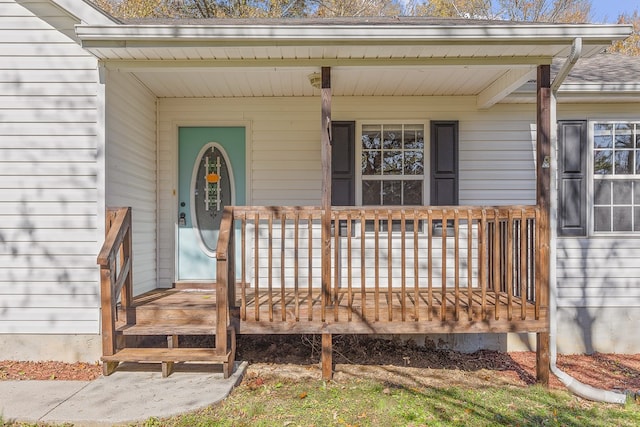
[549,37,627,404]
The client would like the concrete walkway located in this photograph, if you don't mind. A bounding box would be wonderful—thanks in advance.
[0,361,247,426]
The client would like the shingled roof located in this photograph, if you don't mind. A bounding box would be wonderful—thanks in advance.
[554,53,640,84]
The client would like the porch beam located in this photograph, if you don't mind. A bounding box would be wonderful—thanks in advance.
[536,64,551,387]
[476,67,536,109]
[102,57,552,72]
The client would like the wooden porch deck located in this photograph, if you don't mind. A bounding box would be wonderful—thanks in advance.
[99,204,550,381]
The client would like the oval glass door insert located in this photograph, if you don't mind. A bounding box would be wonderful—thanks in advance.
[190,143,234,255]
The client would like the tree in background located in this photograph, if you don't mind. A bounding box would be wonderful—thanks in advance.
[312,0,402,17]
[610,10,640,56]
[406,0,590,22]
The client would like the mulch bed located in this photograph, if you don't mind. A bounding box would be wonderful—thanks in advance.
[1,335,639,395]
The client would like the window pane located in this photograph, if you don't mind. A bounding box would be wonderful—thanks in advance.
[614,151,634,174]
[404,125,424,149]
[594,180,611,205]
[403,180,423,205]
[382,181,401,205]
[362,125,381,149]
[383,126,402,149]
[362,180,381,205]
[613,180,633,205]
[635,207,640,232]
[594,135,613,149]
[594,150,613,174]
[594,206,611,232]
[615,130,633,148]
[362,151,381,175]
[613,206,633,231]
[404,151,424,175]
[382,151,403,175]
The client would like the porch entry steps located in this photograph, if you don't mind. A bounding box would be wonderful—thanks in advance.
[102,287,237,378]
[98,208,236,379]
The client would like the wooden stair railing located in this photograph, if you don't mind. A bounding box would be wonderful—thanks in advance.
[215,207,238,365]
[97,207,237,378]
[97,207,134,376]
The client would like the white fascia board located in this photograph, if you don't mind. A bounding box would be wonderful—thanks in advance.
[47,0,119,25]
[515,82,640,94]
[75,23,632,45]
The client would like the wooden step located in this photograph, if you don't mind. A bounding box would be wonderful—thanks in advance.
[102,347,229,363]
[117,324,217,336]
[101,347,234,378]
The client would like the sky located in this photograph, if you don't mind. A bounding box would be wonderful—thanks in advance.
[591,0,639,22]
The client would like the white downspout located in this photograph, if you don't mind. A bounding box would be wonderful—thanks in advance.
[549,38,627,404]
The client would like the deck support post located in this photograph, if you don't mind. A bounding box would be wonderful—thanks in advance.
[536,64,551,386]
[322,333,333,380]
[321,67,332,320]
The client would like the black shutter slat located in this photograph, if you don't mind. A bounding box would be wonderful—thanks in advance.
[558,120,587,236]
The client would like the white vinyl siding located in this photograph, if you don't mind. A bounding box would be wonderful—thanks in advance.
[158,96,537,286]
[105,70,158,295]
[556,103,640,311]
[0,1,101,334]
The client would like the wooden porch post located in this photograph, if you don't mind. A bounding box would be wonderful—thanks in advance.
[321,66,333,380]
[536,64,551,386]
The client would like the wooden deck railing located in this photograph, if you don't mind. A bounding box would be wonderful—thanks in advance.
[97,207,133,360]
[217,205,546,332]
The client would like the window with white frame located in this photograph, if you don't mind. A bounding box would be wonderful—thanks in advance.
[592,122,640,233]
[360,123,425,206]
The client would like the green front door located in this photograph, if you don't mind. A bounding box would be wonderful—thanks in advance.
[177,127,245,281]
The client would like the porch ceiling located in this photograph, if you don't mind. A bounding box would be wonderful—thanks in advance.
[128,65,534,98]
[81,19,631,101]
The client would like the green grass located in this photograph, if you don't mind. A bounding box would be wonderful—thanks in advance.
[132,376,640,427]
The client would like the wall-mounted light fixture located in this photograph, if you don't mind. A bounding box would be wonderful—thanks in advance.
[308,72,322,89]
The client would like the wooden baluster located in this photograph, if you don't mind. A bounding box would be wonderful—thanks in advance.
[401,210,406,322]
[493,209,500,321]
[308,214,313,321]
[467,210,473,321]
[441,209,448,322]
[268,213,273,322]
[281,213,286,322]
[360,213,366,321]
[334,211,340,322]
[347,213,353,322]
[507,210,514,321]
[254,212,260,322]
[294,211,300,322]
[480,209,487,320]
[427,211,433,321]
[413,211,419,322]
[241,213,247,321]
[387,210,393,322]
[374,210,380,322]
[454,209,460,322]
[520,210,527,320]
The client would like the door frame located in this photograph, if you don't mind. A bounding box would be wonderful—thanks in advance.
[167,120,252,284]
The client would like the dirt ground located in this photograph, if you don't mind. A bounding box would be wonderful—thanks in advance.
[1,335,639,396]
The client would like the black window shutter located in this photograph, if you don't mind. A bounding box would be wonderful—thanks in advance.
[558,120,587,236]
[331,121,355,206]
[430,121,459,205]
